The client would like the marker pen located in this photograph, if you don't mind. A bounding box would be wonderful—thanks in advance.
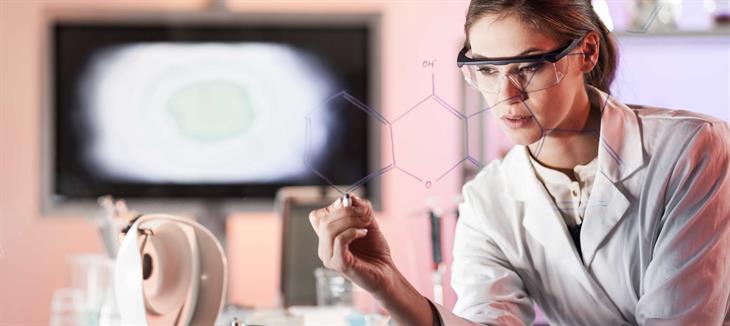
[342,193,351,207]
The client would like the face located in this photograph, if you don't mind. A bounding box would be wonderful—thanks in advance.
[467,14,596,145]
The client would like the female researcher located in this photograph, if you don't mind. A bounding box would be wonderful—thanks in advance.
[309,1,730,325]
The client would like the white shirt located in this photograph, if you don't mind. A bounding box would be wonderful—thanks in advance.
[528,154,597,227]
[431,86,730,325]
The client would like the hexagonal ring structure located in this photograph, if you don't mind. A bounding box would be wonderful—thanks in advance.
[304,91,394,195]
[390,73,471,188]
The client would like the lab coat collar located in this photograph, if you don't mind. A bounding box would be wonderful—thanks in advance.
[591,86,645,183]
[581,171,630,267]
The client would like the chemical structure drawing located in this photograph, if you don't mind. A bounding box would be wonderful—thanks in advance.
[304,63,478,193]
[304,90,395,196]
[390,72,478,189]
[305,56,625,195]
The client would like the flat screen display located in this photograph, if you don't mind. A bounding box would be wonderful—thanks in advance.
[53,22,372,198]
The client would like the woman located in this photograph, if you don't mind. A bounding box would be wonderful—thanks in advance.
[308,1,730,325]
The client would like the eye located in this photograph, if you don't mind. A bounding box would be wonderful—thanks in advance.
[476,66,498,75]
[519,63,544,74]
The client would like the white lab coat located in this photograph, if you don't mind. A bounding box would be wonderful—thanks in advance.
[432,87,730,325]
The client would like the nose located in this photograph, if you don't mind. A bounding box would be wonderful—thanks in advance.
[499,74,528,104]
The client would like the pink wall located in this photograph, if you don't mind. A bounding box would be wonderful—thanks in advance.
[0,0,470,323]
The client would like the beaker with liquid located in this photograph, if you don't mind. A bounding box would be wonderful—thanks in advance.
[314,267,353,307]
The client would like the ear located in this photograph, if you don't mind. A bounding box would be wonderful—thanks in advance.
[579,31,600,73]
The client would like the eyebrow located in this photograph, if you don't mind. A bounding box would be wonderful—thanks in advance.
[471,47,545,60]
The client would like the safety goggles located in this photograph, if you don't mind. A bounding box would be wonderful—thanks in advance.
[457,37,584,94]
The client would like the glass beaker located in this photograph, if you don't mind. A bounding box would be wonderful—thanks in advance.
[314,267,353,307]
[49,288,84,326]
[67,254,114,325]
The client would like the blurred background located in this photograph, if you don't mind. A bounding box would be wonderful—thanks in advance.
[1,0,728,324]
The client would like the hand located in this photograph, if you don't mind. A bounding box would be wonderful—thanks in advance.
[309,195,437,325]
[308,195,396,296]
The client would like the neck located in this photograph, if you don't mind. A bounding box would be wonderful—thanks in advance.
[528,87,600,176]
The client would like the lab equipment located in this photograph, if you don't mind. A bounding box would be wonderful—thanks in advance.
[314,267,354,307]
[68,254,115,325]
[428,208,445,305]
[93,196,125,257]
[114,214,227,325]
[49,288,85,326]
[277,186,363,307]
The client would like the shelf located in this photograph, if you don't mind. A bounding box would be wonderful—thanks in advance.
[613,26,730,37]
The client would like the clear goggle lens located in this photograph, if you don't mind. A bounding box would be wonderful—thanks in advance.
[460,56,574,94]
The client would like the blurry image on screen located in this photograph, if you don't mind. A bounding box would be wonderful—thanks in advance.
[79,43,335,184]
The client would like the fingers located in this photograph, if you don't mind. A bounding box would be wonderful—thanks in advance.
[309,195,373,235]
[316,206,371,262]
[350,195,373,217]
[323,208,370,234]
[324,227,369,273]
[308,197,343,232]
[309,195,374,263]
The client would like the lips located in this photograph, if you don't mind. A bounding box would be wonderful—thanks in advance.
[501,114,533,129]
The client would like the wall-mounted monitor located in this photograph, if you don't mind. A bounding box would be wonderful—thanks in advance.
[45,12,381,213]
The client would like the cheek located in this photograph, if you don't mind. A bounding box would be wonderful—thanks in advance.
[479,92,503,108]
[525,86,574,128]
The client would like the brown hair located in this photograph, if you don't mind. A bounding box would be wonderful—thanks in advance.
[463,0,618,93]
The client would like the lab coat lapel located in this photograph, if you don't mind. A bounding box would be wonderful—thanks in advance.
[504,146,625,316]
[592,88,645,183]
[581,88,643,267]
[505,147,597,295]
[581,171,630,267]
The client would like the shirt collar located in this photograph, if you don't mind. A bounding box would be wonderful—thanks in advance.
[528,152,597,186]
